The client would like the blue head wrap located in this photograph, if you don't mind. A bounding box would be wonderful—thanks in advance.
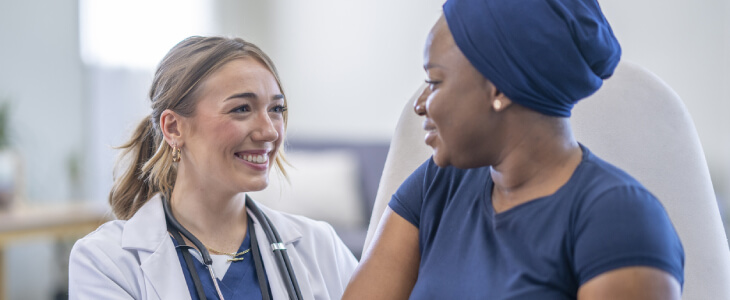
[443,0,621,117]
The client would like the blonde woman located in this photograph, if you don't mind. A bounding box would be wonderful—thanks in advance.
[69,36,357,300]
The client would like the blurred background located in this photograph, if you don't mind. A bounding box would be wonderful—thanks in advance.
[0,0,727,299]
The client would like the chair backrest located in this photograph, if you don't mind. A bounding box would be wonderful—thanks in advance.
[364,61,730,299]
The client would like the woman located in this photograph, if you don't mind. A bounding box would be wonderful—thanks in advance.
[344,0,683,299]
[69,36,357,299]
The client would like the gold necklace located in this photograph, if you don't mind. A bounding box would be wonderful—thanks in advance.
[206,246,251,262]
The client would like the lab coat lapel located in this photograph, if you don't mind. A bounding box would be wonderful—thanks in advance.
[279,238,316,300]
[139,239,191,299]
[248,200,315,300]
[122,195,191,300]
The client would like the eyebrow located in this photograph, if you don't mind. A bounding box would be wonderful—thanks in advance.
[225,92,285,101]
[424,62,446,70]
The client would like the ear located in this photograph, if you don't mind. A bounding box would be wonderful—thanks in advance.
[487,82,512,112]
[160,109,184,147]
[492,96,513,112]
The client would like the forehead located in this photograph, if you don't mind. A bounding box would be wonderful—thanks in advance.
[197,57,281,96]
[425,16,460,66]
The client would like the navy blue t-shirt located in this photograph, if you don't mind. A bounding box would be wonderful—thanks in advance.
[389,145,684,299]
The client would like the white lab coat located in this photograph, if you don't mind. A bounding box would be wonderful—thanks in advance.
[68,194,358,299]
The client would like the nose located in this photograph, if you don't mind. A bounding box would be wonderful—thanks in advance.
[252,111,279,142]
[413,87,428,116]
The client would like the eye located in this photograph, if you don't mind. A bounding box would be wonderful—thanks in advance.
[230,105,250,113]
[425,79,441,91]
[271,105,288,113]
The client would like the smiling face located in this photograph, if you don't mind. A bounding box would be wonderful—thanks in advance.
[177,57,286,195]
[416,16,504,169]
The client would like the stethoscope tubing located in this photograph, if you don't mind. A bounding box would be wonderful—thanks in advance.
[168,226,208,300]
[163,195,302,300]
[263,213,303,300]
[163,197,223,299]
[246,195,303,300]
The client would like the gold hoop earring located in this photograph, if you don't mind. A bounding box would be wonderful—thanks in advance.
[171,143,181,163]
[493,99,503,111]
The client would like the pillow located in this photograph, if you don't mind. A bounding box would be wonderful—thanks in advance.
[247,149,364,229]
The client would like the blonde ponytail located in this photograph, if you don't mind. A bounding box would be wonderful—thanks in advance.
[109,117,166,219]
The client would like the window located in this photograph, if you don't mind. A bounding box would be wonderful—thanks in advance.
[79,0,215,69]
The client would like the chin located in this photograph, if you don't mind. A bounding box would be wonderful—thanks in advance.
[454,158,492,170]
[431,150,451,168]
[433,152,487,170]
[237,178,269,193]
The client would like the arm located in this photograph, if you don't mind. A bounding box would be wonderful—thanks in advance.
[578,266,681,300]
[343,207,420,300]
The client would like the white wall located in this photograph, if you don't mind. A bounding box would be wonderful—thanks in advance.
[0,0,86,298]
[217,0,730,203]
[81,0,730,204]
[0,0,86,202]
[215,0,446,143]
[600,0,730,202]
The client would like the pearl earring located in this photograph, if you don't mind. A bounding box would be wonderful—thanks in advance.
[493,99,503,111]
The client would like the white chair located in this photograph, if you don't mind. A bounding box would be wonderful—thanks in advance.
[363,61,730,299]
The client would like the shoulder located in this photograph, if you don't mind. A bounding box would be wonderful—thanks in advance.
[572,147,655,204]
[69,219,145,294]
[398,157,490,198]
[70,219,146,274]
[254,202,358,297]
[257,203,348,247]
[71,219,127,257]
[569,148,671,231]
[389,158,490,228]
[569,148,684,286]
[70,196,168,270]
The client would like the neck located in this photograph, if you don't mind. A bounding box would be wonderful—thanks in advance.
[490,116,582,212]
[169,168,249,252]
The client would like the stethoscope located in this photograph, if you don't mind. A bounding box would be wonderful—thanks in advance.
[163,194,303,300]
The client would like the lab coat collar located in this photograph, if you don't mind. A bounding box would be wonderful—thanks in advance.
[120,194,305,250]
[121,194,191,299]
[121,194,168,251]
[119,194,312,300]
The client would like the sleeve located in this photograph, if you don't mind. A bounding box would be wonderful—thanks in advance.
[387,158,433,228]
[68,238,137,300]
[322,221,359,294]
[573,185,685,286]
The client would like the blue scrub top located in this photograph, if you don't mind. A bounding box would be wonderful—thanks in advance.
[172,227,270,300]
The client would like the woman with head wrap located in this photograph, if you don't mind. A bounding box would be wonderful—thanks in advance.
[344,0,684,299]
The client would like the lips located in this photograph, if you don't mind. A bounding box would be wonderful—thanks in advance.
[235,153,268,164]
[234,149,271,166]
[422,119,436,132]
[422,119,438,146]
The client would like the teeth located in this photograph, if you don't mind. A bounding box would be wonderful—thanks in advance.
[238,153,267,164]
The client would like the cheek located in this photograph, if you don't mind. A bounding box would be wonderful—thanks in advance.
[191,120,242,156]
[205,118,242,140]
[274,120,286,146]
